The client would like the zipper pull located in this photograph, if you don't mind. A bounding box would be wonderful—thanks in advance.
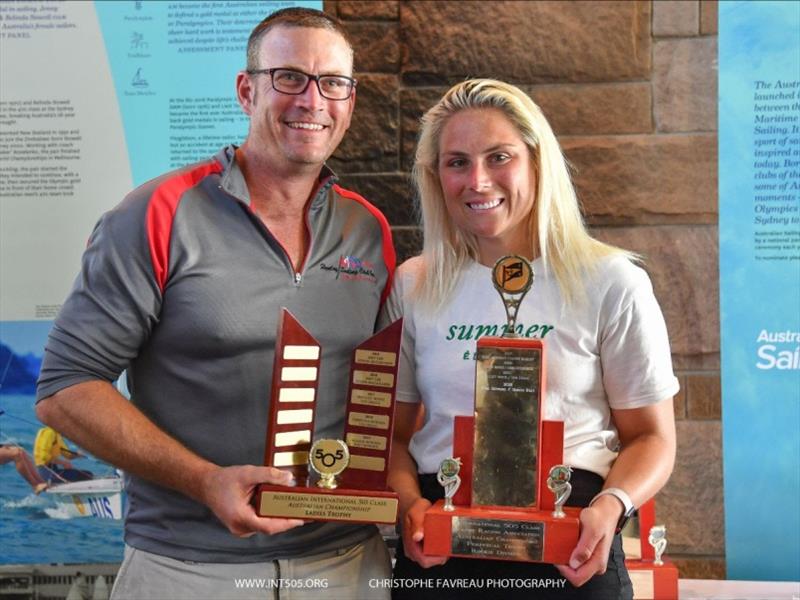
[294,272,302,285]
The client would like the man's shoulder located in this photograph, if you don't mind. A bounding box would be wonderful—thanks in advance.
[330,183,389,228]
[124,157,224,208]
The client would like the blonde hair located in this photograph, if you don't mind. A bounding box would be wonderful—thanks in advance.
[413,78,634,308]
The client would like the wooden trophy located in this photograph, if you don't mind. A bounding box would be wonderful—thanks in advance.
[254,309,401,524]
[623,498,679,599]
[423,256,580,564]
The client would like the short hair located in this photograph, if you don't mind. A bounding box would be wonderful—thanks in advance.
[246,7,353,71]
[413,79,633,308]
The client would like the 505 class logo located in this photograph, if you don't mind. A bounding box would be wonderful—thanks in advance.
[320,255,377,283]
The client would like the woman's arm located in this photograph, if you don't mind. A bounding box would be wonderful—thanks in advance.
[557,397,676,587]
[388,401,448,568]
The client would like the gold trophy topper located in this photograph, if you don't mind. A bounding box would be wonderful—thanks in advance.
[492,255,534,337]
[309,439,350,489]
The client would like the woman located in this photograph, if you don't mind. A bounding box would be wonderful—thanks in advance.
[382,79,677,599]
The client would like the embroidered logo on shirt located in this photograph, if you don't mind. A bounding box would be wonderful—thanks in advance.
[320,254,377,283]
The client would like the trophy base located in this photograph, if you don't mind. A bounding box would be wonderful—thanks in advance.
[626,559,679,599]
[423,500,580,564]
[255,483,398,524]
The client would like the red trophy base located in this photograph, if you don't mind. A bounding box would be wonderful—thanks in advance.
[424,502,580,564]
[423,414,580,564]
[626,559,679,600]
[255,483,398,525]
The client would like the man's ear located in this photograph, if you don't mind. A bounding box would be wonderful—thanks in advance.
[344,87,356,130]
[236,71,255,116]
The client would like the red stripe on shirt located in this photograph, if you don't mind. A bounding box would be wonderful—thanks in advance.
[332,184,396,305]
[145,161,223,293]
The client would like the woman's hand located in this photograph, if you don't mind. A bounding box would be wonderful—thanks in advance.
[555,494,622,587]
[401,496,448,568]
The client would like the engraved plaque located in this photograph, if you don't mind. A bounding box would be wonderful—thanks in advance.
[353,370,394,388]
[346,432,388,451]
[351,389,392,408]
[451,517,544,562]
[348,412,389,430]
[354,349,397,367]
[258,490,398,523]
[472,345,540,507]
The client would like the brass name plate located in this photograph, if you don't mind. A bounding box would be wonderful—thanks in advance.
[351,389,392,408]
[628,570,655,599]
[473,346,540,507]
[258,491,398,523]
[451,517,544,562]
[348,412,390,430]
[348,454,386,472]
[355,349,397,367]
[346,432,387,451]
[353,370,394,388]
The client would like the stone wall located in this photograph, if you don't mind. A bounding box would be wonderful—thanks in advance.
[327,0,722,579]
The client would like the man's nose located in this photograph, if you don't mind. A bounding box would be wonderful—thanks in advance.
[297,78,326,110]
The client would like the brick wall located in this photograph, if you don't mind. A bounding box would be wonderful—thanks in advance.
[326,0,722,579]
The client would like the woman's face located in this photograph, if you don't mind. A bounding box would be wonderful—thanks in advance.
[437,107,536,263]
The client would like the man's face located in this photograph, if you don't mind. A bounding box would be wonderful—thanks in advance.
[238,26,355,172]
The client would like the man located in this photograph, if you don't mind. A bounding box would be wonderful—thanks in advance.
[36,8,395,599]
[33,425,92,483]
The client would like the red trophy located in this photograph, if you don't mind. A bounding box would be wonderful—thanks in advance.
[423,256,580,564]
[623,498,679,599]
[254,309,401,524]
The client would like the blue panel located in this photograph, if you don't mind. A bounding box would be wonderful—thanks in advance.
[719,0,800,581]
[94,0,322,186]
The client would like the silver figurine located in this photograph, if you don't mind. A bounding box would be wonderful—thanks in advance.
[547,465,573,518]
[648,525,667,565]
[438,458,462,512]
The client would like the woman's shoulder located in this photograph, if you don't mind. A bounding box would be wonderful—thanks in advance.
[397,255,425,276]
[591,253,651,291]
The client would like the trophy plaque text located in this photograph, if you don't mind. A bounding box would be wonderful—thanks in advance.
[623,499,679,599]
[254,309,401,524]
[423,256,580,564]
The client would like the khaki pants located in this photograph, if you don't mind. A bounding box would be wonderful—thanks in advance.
[111,531,391,600]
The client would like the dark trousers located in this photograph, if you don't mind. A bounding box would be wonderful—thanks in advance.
[392,469,633,600]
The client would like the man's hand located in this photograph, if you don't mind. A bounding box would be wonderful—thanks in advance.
[199,465,305,538]
[400,497,448,568]
[556,496,620,587]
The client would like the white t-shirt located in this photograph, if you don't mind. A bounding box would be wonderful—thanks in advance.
[381,255,679,478]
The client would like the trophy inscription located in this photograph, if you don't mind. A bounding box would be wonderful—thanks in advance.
[423,256,580,564]
[451,517,544,562]
[255,310,402,524]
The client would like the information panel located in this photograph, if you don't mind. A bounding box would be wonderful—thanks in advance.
[719,0,800,581]
[0,0,319,567]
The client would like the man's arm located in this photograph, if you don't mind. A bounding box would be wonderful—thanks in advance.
[38,380,303,537]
